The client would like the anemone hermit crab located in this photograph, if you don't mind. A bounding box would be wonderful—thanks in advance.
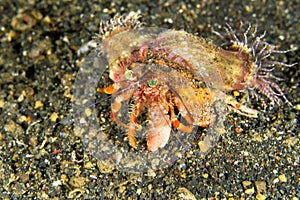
[94,12,295,152]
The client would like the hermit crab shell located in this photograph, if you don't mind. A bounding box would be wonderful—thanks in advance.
[101,27,252,95]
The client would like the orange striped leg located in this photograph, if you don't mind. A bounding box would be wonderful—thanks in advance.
[170,95,195,132]
[169,105,193,133]
[127,97,145,149]
[97,83,134,128]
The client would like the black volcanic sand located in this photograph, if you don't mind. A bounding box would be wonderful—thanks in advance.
[0,1,299,199]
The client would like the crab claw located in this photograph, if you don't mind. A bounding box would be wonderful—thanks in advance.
[147,126,171,151]
[212,90,258,118]
[147,104,171,151]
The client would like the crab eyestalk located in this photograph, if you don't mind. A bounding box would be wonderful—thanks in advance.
[148,78,158,88]
[124,69,137,81]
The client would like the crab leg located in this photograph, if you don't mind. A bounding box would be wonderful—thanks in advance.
[169,95,194,133]
[127,96,146,149]
[97,82,135,128]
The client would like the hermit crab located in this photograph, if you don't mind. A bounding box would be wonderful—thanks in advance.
[91,12,294,152]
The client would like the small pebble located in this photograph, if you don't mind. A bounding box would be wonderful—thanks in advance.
[273,178,280,184]
[63,88,74,100]
[69,176,86,188]
[202,173,209,179]
[242,180,252,187]
[61,174,69,183]
[97,160,114,173]
[43,15,51,24]
[233,90,240,97]
[118,186,126,194]
[278,174,287,182]
[29,135,38,146]
[256,193,267,200]
[50,112,59,122]
[177,187,196,200]
[147,169,156,177]
[84,161,95,169]
[52,180,62,187]
[294,104,300,111]
[181,173,186,178]
[4,120,23,136]
[35,101,44,109]
[198,136,211,153]
[0,99,4,108]
[245,187,255,195]
[255,181,267,194]
[19,115,27,122]
[17,94,25,102]
[85,108,92,117]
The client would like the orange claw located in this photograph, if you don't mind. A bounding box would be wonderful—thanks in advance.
[147,104,171,151]
[97,84,118,94]
[98,82,133,129]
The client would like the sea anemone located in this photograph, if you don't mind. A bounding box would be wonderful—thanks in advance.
[213,22,296,106]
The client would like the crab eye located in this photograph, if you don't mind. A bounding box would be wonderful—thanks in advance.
[148,78,158,87]
[125,70,135,80]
